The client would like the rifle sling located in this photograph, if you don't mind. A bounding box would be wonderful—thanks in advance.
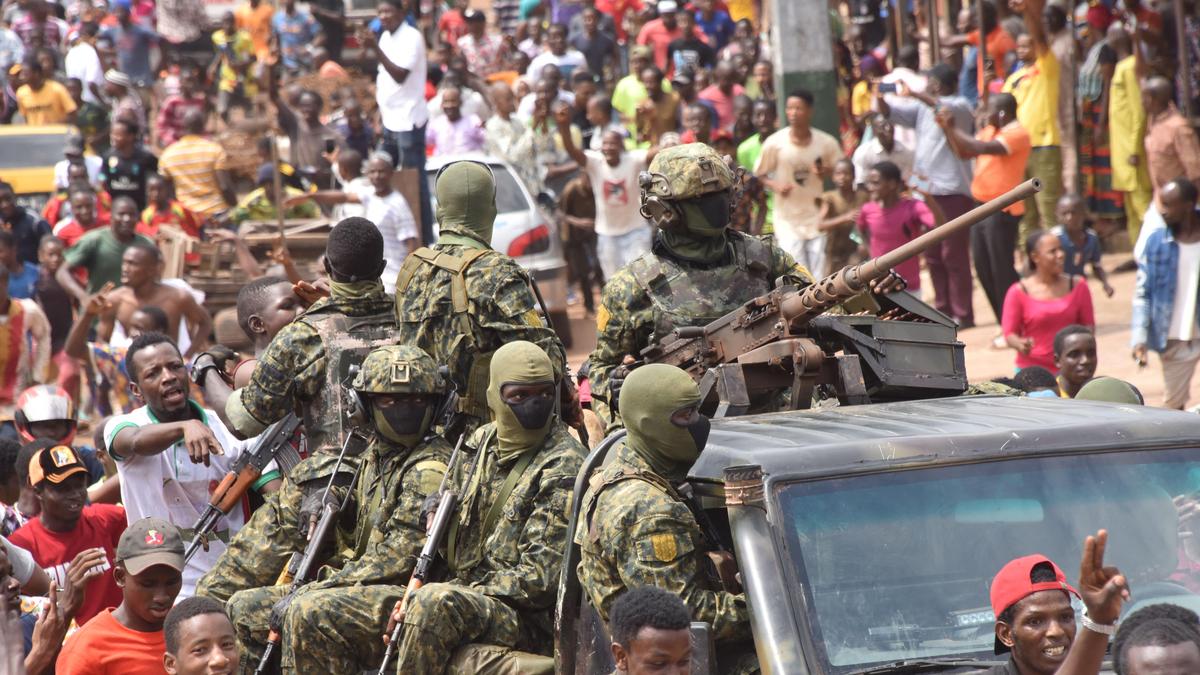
[447,439,536,571]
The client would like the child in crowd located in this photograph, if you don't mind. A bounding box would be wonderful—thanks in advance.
[8,444,125,626]
[163,596,240,675]
[230,276,302,387]
[1052,193,1114,297]
[139,174,201,240]
[1012,365,1061,397]
[1053,324,1098,398]
[819,158,870,275]
[609,585,692,673]
[55,517,186,674]
[0,230,40,300]
[856,161,935,293]
[34,236,78,401]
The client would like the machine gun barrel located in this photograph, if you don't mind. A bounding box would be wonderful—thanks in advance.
[780,178,1042,327]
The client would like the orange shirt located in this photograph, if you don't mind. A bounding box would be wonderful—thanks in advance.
[966,27,1016,93]
[55,609,167,675]
[971,121,1032,216]
[235,1,275,61]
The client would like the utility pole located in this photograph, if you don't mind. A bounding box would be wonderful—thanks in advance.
[770,0,839,136]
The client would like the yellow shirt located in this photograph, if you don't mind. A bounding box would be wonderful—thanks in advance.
[15,81,77,125]
[1107,55,1150,192]
[851,80,872,118]
[1002,50,1060,148]
[212,28,258,96]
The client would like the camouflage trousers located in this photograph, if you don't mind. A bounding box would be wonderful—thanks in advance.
[196,454,352,605]
[394,582,522,673]
[228,582,401,674]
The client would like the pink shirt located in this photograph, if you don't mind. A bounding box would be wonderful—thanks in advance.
[427,114,486,157]
[1001,278,1095,372]
[857,198,934,290]
[698,83,745,131]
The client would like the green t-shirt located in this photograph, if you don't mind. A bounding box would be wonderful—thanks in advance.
[737,133,774,234]
[64,229,156,293]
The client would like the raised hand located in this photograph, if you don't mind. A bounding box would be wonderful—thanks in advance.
[1077,529,1129,624]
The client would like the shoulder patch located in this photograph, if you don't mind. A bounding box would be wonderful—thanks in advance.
[650,532,678,561]
[596,303,610,331]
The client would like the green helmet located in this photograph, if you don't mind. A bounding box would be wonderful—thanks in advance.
[351,345,445,396]
[640,143,736,203]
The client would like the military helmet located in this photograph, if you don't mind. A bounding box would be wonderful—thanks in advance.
[351,345,445,395]
[640,142,736,203]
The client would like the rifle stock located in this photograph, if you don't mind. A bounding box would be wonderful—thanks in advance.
[183,415,302,565]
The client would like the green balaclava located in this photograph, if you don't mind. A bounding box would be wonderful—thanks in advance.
[1075,377,1144,405]
[661,192,732,263]
[619,363,711,481]
[435,161,499,248]
[486,340,557,462]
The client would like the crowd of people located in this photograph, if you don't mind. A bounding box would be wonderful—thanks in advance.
[0,0,1197,671]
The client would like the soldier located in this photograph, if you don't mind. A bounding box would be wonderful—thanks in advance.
[384,340,584,672]
[589,143,815,425]
[393,160,568,441]
[576,363,755,672]
[195,217,396,605]
[225,345,451,673]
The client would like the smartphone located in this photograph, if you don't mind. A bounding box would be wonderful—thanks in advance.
[877,82,897,94]
[324,139,337,154]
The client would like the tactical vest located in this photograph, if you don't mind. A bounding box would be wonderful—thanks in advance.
[395,246,494,421]
[629,234,775,343]
[295,303,397,456]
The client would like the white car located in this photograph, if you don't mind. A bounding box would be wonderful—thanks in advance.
[425,153,573,348]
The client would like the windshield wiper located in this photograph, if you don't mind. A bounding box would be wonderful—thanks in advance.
[845,657,1003,675]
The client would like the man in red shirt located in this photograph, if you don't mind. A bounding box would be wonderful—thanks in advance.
[8,444,125,626]
[636,0,697,71]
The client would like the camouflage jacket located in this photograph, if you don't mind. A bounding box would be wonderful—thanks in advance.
[589,232,813,422]
[303,434,451,592]
[445,421,584,641]
[226,284,396,448]
[196,435,448,603]
[394,243,566,425]
[575,443,749,641]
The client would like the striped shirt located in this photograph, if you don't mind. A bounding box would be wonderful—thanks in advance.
[159,135,230,217]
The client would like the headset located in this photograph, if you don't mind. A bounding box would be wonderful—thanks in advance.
[637,155,745,230]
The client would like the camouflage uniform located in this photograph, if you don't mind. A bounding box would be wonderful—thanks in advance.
[576,443,749,640]
[393,421,584,671]
[395,161,565,442]
[224,345,452,674]
[589,144,814,423]
[200,282,397,603]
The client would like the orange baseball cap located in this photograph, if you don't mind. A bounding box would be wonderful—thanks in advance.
[28,445,88,487]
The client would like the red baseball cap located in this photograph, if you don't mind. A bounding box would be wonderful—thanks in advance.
[990,554,1079,653]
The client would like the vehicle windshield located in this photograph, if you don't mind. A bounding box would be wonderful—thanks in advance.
[776,449,1200,673]
[0,133,64,171]
[426,163,530,215]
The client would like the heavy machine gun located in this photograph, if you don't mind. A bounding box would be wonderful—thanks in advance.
[641,179,1042,417]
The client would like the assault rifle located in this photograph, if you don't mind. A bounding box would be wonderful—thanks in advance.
[641,179,1042,416]
[254,428,369,675]
[184,414,303,564]
[376,432,480,673]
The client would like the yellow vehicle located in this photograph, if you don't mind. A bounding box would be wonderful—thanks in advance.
[0,124,71,212]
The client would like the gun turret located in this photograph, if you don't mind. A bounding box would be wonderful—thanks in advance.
[641,178,1042,416]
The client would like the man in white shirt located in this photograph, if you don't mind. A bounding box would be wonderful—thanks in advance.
[64,22,104,105]
[359,0,433,244]
[852,114,915,189]
[103,333,280,598]
[557,106,652,279]
[525,22,586,80]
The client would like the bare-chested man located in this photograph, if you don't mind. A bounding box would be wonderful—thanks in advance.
[95,242,212,357]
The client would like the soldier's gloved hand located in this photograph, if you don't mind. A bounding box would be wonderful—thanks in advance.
[870,270,908,296]
[268,592,296,631]
[608,355,639,409]
[420,491,441,535]
[559,377,584,429]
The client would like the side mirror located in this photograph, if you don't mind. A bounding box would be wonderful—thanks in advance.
[690,621,717,675]
[536,190,557,209]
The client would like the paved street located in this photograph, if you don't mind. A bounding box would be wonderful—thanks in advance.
[563,251,1194,409]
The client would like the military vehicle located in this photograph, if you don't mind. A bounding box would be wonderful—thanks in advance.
[556,396,1200,674]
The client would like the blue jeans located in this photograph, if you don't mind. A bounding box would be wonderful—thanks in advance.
[380,125,434,244]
